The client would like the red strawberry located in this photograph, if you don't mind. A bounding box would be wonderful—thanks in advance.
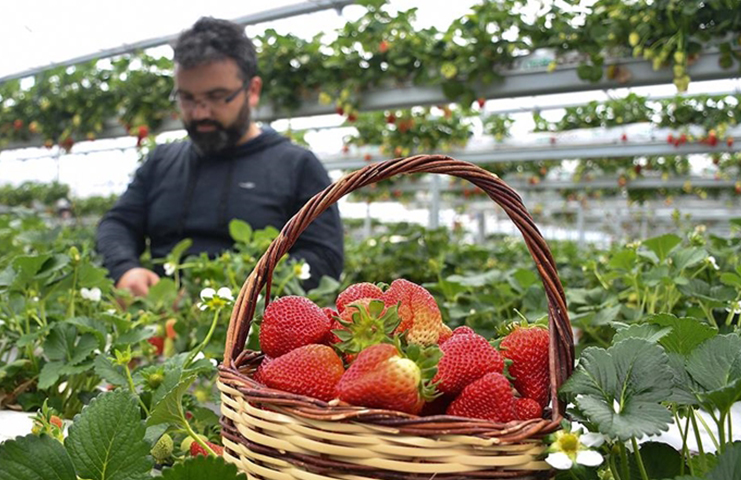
[382,279,449,345]
[515,397,543,420]
[432,331,504,396]
[337,283,384,312]
[190,440,224,457]
[499,325,550,408]
[259,296,330,358]
[337,343,435,414]
[258,344,344,402]
[332,299,400,364]
[50,415,63,429]
[148,336,165,355]
[446,372,517,423]
[253,355,274,384]
[477,97,486,109]
[452,326,475,336]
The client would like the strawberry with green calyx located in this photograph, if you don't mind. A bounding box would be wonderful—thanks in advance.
[258,344,345,402]
[259,296,330,358]
[30,400,65,442]
[332,299,400,361]
[498,323,551,409]
[432,330,505,396]
[382,278,451,346]
[337,342,440,415]
[446,372,517,423]
[336,282,384,313]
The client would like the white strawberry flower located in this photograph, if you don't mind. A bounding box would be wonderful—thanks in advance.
[706,256,720,270]
[198,286,234,311]
[545,423,604,471]
[80,287,102,302]
[294,263,311,280]
[163,262,176,276]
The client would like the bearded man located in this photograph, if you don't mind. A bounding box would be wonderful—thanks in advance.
[96,17,344,295]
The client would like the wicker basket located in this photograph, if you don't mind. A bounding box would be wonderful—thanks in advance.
[218,155,574,480]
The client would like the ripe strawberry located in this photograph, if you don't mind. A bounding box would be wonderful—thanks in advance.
[190,440,224,457]
[382,279,449,345]
[258,344,344,402]
[446,372,517,423]
[332,299,400,363]
[49,415,63,429]
[337,343,437,414]
[432,331,504,396]
[477,97,486,109]
[148,336,165,355]
[515,397,543,420]
[379,40,390,54]
[452,326,475,336]
[499,325,550,408]
[259,296,330,358]
[337,282,384,313]
[253,355,274,384]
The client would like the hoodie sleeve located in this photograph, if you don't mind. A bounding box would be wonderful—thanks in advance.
[288,152,344,290]
[95,153,155,284]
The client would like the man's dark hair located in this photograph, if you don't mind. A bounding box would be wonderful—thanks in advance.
[173,17,258,81]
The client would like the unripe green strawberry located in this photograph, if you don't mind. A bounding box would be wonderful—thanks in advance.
[336,282,383,313]
[499,325,551,408]
[382,279,450,345]
[259,344,344,402]
[432,331,504,396]
[151,433,174,463]
[337,343,433,414]
[446,372,517,422]
[259,296,330,357]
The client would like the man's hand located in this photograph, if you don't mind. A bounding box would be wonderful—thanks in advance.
[116,267,160,297]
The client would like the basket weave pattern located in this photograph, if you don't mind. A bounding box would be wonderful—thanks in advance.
[219,155,574,479]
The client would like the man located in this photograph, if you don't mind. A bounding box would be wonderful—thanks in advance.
[96,17,344,296]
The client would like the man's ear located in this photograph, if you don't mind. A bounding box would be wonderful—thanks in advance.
[247,76,263,108]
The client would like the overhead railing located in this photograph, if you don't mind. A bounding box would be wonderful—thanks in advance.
[0,0,356,84]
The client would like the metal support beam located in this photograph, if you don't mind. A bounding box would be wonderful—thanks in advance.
[429,175,441,229]
[0,1,355,84]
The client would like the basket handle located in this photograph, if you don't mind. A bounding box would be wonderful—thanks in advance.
[223,155,574,412]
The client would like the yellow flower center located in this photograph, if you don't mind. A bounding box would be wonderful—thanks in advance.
[556,432,580,455]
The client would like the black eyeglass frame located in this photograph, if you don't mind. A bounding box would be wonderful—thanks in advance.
[170,79,250,109]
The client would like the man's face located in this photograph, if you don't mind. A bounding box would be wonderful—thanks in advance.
[173,59,259,155]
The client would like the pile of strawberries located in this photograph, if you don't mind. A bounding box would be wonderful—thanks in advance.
[253,278,550,423]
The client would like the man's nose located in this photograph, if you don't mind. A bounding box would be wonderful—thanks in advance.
[190,101,213,120]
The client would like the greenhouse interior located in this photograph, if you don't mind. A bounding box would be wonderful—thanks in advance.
[1,1,740,479]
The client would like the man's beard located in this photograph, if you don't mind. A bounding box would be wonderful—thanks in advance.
[185,102,251,156]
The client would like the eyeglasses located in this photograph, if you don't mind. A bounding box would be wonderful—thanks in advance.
[170,80,249,110]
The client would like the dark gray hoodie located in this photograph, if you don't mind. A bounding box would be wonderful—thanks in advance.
[96,128,343,289]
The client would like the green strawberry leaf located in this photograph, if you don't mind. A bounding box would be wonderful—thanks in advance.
[147,374,198,428]
[720,272,741,288]
[0,434,76,480]
[229,219,253,244]
[608,249,637,271]
[160,455,246,479]
[613,441,685,480]
[560,338,673,441]
[642,233,682,262]
[168,238,193,264]
[10,254,52,287]
[665,352,700,405]
[65,316,107,349]
[93,355,129,387]
[686,334,741,414]
[672,247,708,271]
[612,324,671,344]
[706,441,741,480]
[65,389,152,480]
[38,361,65,390]
[647,314,717,357]
[44,323,97,364]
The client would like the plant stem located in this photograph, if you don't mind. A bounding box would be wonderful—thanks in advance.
[184,417,217,457]
[124,362,149,416]
[184,308,221,369]
[619,442,630,480]
[717,411,726,454]
[609,446,623,480]
[690,408,708,472]
[631,437,650,480]
[67,265,78,319]
[697,410,720,452]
